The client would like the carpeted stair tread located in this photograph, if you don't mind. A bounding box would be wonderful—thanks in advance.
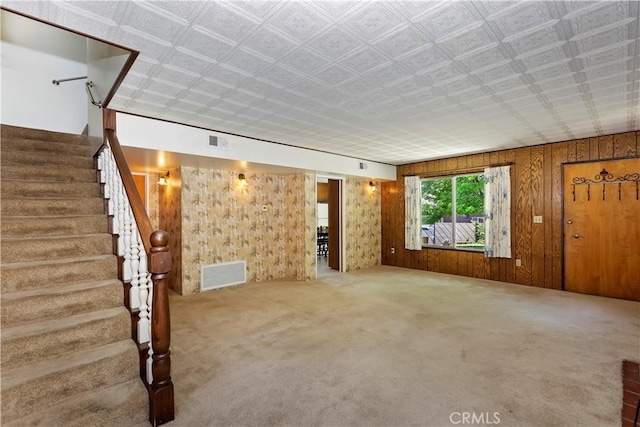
[2,179,101,198]
[1,164,96,182]
[1,233,112,263]
[1,307,131,370]
[1,124,89,145]
[1,279,123,327]
[2,197,105,216]
[0,378,149,427]
[1,137,90,156]
[1,277,122,302]
[1,215,107,238]
[1,149,94,168]
[1,339,140,420]
[1,254,117,292]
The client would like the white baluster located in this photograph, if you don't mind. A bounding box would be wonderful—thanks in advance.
[115,173,124,257]
[137,234,150,344]
[146,281,154,384]
[106,148,116,217]
[106,152,118,237]
[129,222,141,313]
[97,153,108,219]
[122,193,133,284]
[98,151,107,189]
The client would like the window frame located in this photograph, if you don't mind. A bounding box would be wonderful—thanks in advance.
[420,172,485,252]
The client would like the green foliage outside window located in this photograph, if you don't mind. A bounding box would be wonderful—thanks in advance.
[421,179,452,224]
[421,174,485,250]
[422,175,484,224]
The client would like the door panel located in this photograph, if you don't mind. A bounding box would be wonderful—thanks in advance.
[328,179,341,271]
[563,158,640,301]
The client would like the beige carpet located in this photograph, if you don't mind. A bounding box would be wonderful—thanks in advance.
[167,266,639,427]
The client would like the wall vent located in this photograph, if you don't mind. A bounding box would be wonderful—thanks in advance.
[200,261,246,292]
[208,135,229,150]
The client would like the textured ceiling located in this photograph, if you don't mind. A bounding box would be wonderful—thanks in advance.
[6,1,640,165]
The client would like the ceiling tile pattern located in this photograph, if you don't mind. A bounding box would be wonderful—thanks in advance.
[5,0,639,165]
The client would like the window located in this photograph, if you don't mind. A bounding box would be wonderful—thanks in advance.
[421,174,485,251]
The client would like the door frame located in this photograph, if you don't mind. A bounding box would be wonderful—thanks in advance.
[561,156,640,294]
[317,174,345,273]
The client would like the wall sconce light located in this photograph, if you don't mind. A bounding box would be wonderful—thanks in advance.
[238,173,248,188]
[369,181,377,192]
[157,171,170,186]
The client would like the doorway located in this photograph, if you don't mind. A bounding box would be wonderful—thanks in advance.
[132,172,148,208]
[317,176,343,277]
[563,158,640,301]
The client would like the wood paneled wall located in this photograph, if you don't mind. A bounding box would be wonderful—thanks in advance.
[381,131,639,289]
[317,182,328,203]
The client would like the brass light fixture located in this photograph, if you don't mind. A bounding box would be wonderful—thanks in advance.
[157,171,170,186]
[238,173,248,188]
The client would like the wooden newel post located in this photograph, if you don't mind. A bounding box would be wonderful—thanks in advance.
[148,230,174,426]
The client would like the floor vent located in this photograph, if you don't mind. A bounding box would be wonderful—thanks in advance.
[201,261,246,291]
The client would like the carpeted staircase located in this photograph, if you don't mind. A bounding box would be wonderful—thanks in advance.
[1,124,148,426]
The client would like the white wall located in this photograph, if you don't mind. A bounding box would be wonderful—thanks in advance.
[317,203,329,228]
[117,113,397,180]
[1,41,87,133]
[87,40,130,138]
[1,10,88,134]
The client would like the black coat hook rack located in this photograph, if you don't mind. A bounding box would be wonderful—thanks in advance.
[571,169,640,201]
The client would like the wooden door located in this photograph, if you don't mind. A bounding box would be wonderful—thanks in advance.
[328,179,341,271]
[563,158,640,301]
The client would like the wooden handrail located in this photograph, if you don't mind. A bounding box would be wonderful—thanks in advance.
[98,110,174,425]
[104,127,154,253]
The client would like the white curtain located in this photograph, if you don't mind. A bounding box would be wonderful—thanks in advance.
[404,176,422,250]
[484,166,511,258]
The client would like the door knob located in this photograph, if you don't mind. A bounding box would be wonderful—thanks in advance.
[566,219,573,224]
[572,234,579,239]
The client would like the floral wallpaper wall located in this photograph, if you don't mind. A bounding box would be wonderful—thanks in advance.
[158,168,182,293]
[147,172,159,231]
[177,167,309,295]
[284,173,305,280]
[344,177,381,271]
[303,172,317,281]
[155,166,381,294]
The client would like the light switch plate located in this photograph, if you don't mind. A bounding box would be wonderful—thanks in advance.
[533,215,543,223]
[515,259,522,267]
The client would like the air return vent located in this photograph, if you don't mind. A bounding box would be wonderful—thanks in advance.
[208,135,229,150]
[200,261,246,292]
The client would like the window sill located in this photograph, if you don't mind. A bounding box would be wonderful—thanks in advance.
[421,245,484,253]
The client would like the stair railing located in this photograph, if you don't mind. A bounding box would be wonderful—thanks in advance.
[95,127,174,426]
[52,76,102,107]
